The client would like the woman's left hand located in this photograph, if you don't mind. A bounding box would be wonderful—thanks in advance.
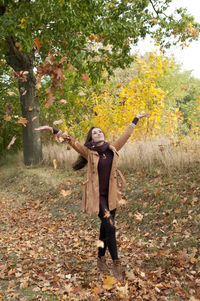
[136,113,149,119]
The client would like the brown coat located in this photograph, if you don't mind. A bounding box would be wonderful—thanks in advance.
[68,125,134,215]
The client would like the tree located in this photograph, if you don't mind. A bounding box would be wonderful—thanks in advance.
[0,0,199,164]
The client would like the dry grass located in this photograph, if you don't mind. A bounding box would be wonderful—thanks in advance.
[42,137,200,172]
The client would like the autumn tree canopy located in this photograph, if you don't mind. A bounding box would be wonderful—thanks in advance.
[0,0,199,164]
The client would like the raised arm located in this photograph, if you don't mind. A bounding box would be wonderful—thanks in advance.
[34,126,88,159]
[112,113,149,151]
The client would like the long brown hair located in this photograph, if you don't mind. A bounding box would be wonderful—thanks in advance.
[72,126,104,170]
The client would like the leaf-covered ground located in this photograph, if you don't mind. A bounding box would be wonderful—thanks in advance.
[0,164,199,300]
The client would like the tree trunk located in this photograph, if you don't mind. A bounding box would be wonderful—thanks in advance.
[6,36,43,165]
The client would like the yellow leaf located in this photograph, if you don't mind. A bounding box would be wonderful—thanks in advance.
[53,159,57,169]
[92,287,103,294]
[190,257,198,264]
[103,275,115,290]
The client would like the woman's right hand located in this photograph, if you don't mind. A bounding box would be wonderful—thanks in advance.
[34,125,52,131]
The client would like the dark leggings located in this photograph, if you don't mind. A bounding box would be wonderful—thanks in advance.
[98,203,119,260]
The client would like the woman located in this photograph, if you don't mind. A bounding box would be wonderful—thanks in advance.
[35,113,149,281]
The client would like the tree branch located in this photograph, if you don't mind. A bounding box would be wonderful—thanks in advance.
[149,0,168,18]
[5,36,34,71]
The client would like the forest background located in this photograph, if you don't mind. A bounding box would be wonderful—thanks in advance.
[1,0,200,165]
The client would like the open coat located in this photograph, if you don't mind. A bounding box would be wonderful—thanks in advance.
[67,125,135,215]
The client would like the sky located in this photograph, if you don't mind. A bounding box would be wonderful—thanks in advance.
[133,0,200,78]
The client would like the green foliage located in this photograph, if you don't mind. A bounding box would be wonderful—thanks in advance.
[0,63,22,156]
[1,0,199,79]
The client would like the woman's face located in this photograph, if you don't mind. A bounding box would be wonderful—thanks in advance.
[91,127,105,143]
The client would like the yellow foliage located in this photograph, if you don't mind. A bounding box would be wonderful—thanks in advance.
[73,52,184,140]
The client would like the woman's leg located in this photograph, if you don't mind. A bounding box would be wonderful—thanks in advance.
[98,203,118,260]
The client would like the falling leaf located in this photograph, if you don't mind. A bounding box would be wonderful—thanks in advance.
[96,240,104,248]
[32,116,37,121]
[61,190,71,197]
[78,91,86,96]
[103,276,115,290]
[28,106,33,111]
[60,99,67,104]
[53,159,57,169]
[46,88,55,107]
[7,136,16,150]
[81,74,89,81]
[4,115,11,121]
[34,37,42,52]
[7,91,15,96]
[53,119,63,125]
[104,210,111,218]
[18,117,28,127]
[22,90,27,96]
[68,64,74,70]
[6,105,11,114]
[59,57,67,64]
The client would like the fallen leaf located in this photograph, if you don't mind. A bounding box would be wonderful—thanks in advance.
[61,190,71,197]
[117,282,128,297]
[20,281,29,289]
[92,287,103,294]
[190,257,198,264]
[103,276,115,290]
[134,212,143,222]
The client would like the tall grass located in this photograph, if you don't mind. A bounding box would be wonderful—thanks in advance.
[42,137,200,172]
